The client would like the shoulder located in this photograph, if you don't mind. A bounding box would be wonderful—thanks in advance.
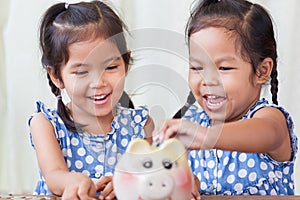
[183,103,209,122]
[249,99,297,162]
[29,101,66,135]
[117,104,149,120]
[29,101,59,121]
[114,104,150,130]
[29,101,57,133]
[30,112,55,138]
[246,99,293,126]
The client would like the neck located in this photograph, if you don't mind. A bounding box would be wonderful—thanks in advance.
[68,104,116,135]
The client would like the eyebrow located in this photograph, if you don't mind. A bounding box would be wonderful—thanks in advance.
[189,56,235,64]
[215,56,235,63]
[102,56,121,65]
[69,63,89,68]
[69,56,121,68]
[189,57,202,63]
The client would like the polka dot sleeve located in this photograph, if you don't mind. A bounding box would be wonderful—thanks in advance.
[28,101,64,149]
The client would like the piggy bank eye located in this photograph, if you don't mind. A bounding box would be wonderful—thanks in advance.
[162,159,173,170]
[143,159,153,168]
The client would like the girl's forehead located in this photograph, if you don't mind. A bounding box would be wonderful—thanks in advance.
[190,27,236,43]
[189,27,250,67]
[69,38,119,54]
[190,28,237,53]
[66,38,122,64]
[69,37,112,49]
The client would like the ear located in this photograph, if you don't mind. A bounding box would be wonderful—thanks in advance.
[127,50,131,59]
[125,50,131,74]
[47,66,64,89]
[255,57,273,85]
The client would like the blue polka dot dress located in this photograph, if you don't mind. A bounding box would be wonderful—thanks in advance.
[183,99,298,195]
[28,101,149,195]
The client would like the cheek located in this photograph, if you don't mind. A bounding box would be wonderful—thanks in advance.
[221,78,240,99]
[112,76,125,102]
[188,74,199,91]
[115,75,125,89]
[64,79,85,100]
[110,72,125,90]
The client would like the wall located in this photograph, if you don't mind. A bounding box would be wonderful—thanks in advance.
[0,0,299,194]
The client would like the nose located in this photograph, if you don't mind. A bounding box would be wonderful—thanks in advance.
[139,173,174,200]
[89,72,106,88]
[201,67,220,86]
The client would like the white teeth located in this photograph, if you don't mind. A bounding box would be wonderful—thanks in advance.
[207,101,223,107]
[93,94,106,100]
[207,95,218,99]
[205,95,225,108]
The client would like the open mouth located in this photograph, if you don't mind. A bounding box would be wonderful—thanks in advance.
[203,95,226,111]
[90,94,110,104]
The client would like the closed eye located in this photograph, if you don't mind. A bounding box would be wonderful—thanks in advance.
[75,71,88,75]
[190,66,203,71]
[219,67,234,71]
[106,65,118,71]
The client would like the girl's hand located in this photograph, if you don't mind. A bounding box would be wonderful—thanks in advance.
[159,119,215,150]
[95,176,115,200]
[190,174,201,200]
[61,172,97,200]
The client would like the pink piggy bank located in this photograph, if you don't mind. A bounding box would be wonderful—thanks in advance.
[113,138,194,200]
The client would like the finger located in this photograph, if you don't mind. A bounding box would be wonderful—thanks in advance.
[159,119,175,134]
[95,176,110,191]
[190,188,201,200]
[77,183,96,200]
[99,181,113,198]
[190,191,201,200]
[75,178,97,200]
[191,176,201,200]
[152,128,160,143]
[106,190,116,200]
[62,186,79,200]
[164,121,181,139]
[157,119,183,142]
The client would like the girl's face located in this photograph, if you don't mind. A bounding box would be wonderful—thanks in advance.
[59,38,127,124]
[189,27,261,122]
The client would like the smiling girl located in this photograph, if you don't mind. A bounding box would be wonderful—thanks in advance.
[160,0,297,196]
[28,1,153,199]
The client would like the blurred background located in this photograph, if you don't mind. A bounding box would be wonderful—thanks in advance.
[0,0,299,194]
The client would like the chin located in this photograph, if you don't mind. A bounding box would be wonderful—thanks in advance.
[205,110,227,123]
[94,109,113,117]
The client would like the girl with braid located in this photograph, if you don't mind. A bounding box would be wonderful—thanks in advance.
[160,0,298,196]
[28,1,154,199]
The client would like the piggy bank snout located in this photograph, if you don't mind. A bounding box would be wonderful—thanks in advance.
[140,173,174,200]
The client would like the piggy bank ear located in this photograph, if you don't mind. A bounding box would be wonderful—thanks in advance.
[160,138,186,156]
[126,138,152,154]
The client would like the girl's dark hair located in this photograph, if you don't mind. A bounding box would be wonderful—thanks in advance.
[39,1,132,132]
[174,0,278,118]
[173,91,195,119]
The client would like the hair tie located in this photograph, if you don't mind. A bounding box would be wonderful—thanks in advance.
[184,102,190,107]
[65,3,69,9]
[57,95,62,100]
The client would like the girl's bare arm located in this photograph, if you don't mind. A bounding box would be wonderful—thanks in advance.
[161,107,291,162]
[30,113,96,199]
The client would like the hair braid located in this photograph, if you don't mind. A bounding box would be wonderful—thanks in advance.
[46,74,79,132]
[47,74,60,96]
[173,91,196,119]
[270,66,279,105]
